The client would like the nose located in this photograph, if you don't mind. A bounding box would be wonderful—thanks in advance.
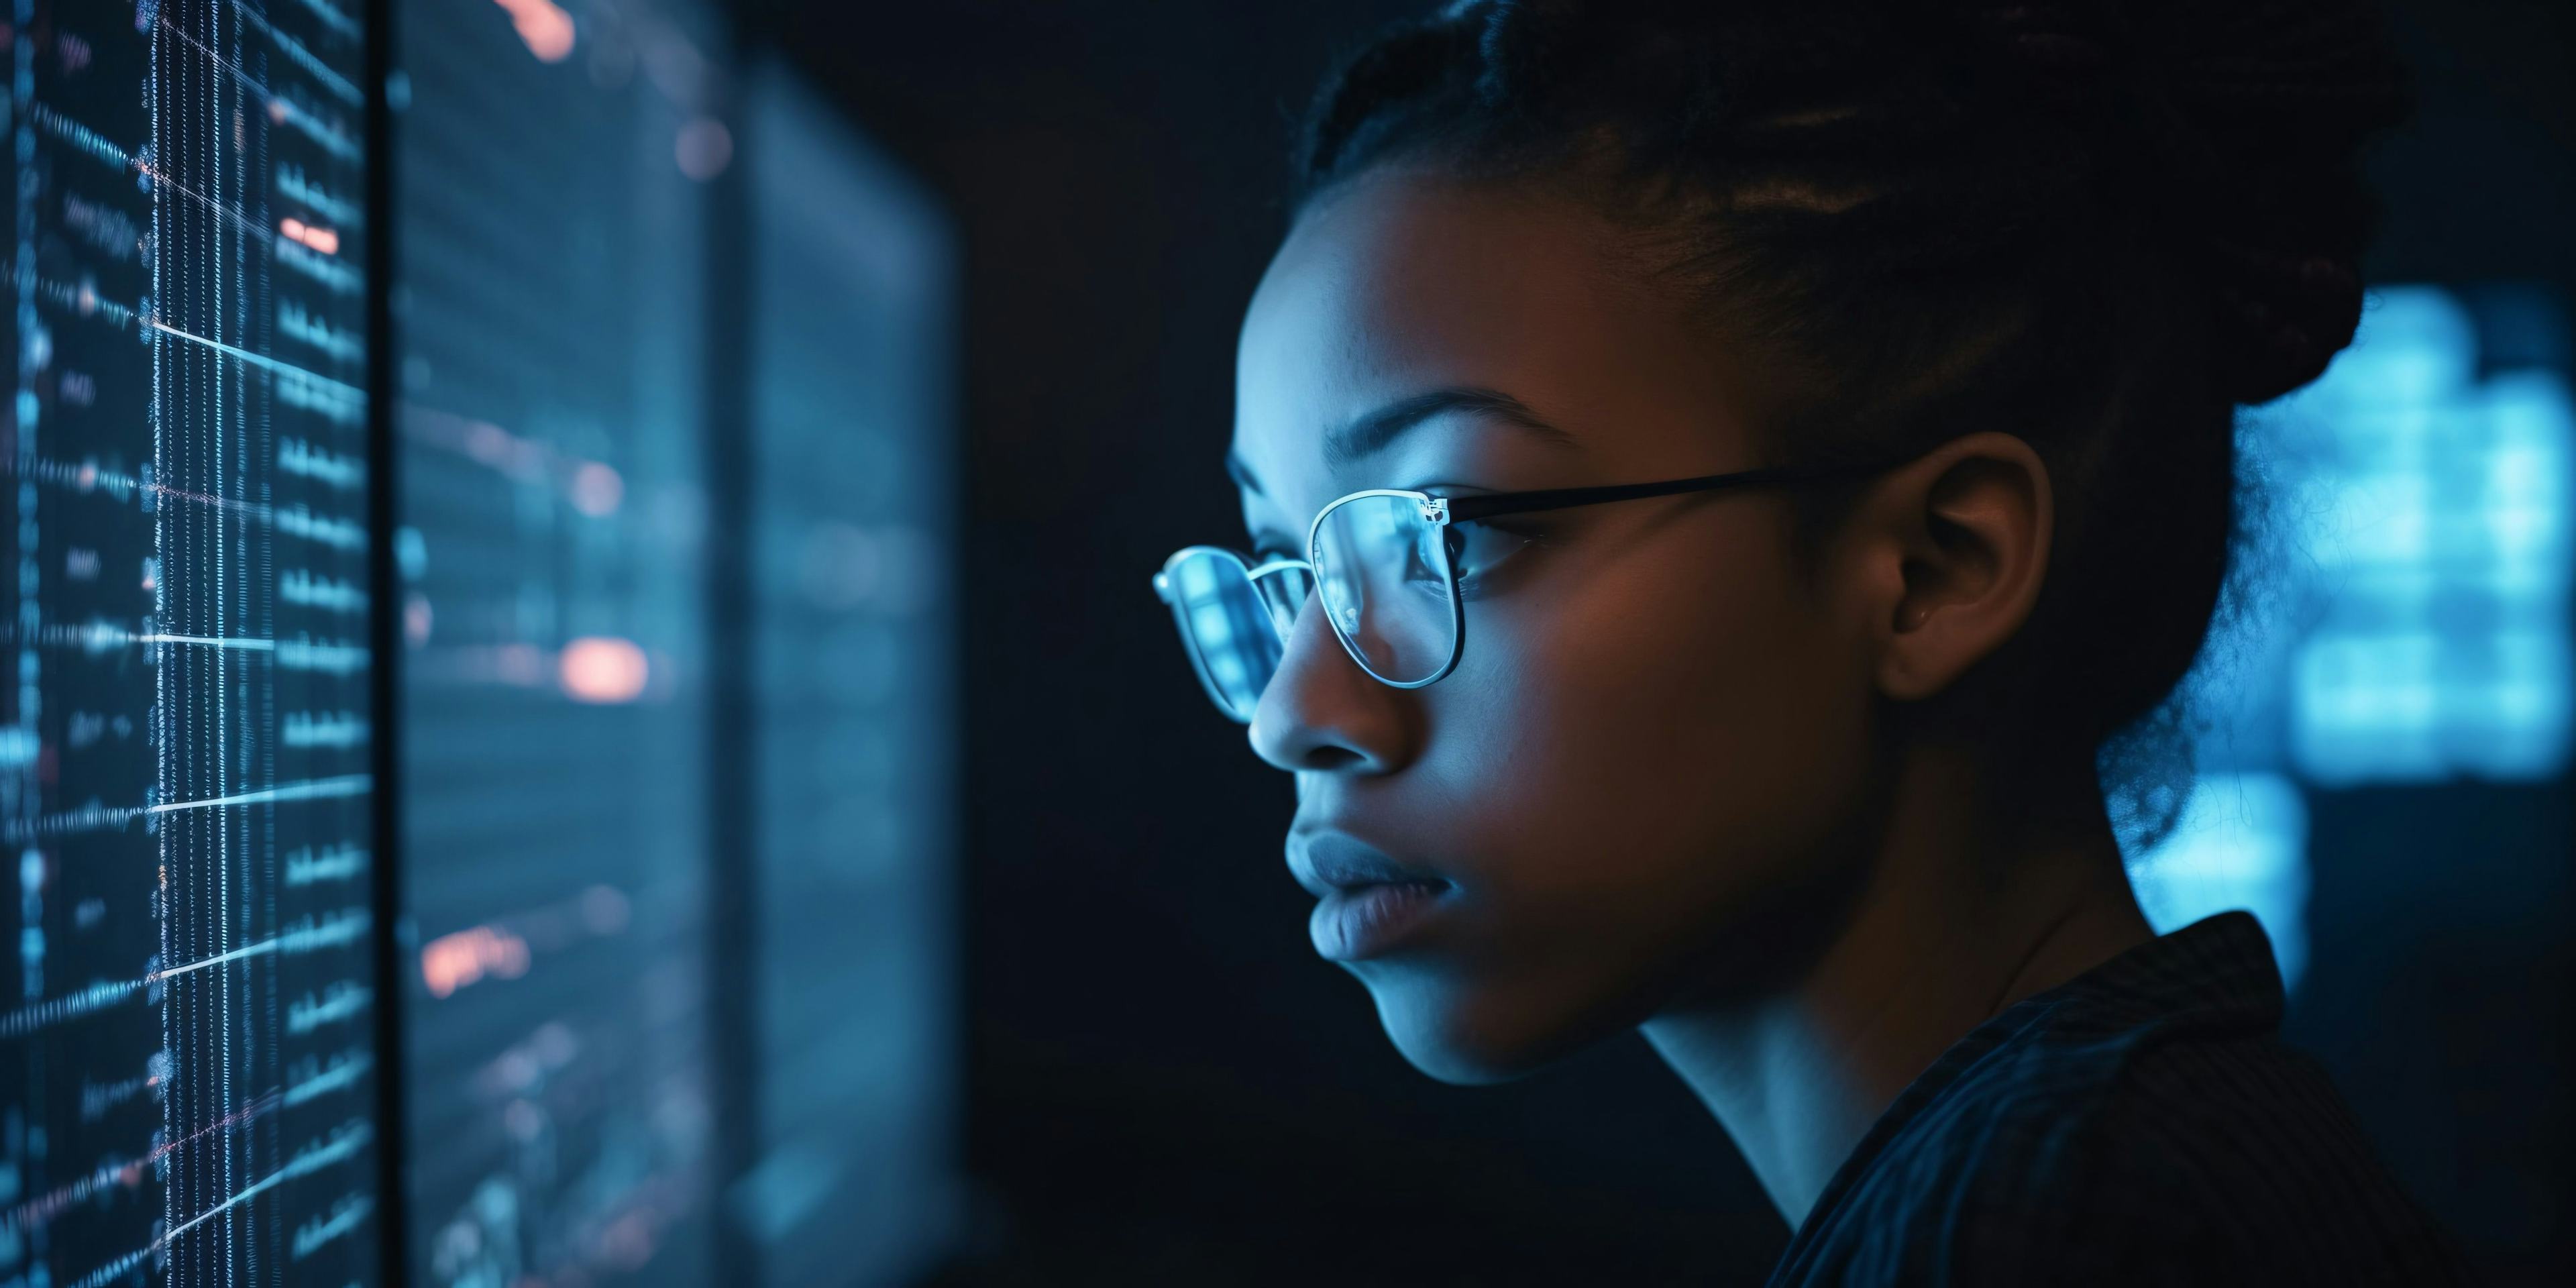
[1248,592,1417,775]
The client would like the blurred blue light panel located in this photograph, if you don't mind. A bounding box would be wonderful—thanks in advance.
[2128,286,2573,987]
[2280,288,2573,784]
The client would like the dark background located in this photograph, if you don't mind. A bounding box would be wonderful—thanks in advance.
[735,3,2576,1283]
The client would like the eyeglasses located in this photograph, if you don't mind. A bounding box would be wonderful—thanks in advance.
[1151,462,1885,722]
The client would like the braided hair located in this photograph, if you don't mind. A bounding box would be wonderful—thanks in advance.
[1289,0,2405,830]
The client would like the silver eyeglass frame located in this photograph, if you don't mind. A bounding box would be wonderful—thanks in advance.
[1150,488,1462,717]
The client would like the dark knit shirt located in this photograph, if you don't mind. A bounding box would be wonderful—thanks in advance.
[1766,911,2473,1286]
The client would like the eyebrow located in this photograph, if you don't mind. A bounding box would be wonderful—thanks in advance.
[1225,386,1578,496]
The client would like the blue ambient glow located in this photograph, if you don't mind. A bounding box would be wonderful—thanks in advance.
[2129,286,2575,988]
[2131,774,2313,989]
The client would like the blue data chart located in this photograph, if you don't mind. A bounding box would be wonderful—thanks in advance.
[2128,286,2575,986]
[0,3,382,1287]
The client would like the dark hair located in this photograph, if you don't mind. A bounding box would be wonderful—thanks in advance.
[1289,0,2406,826]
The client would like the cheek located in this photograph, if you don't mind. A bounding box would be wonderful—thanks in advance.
[1395,527,1875,1040]
[1566,545,1870,828]
[1440,529,1870,868]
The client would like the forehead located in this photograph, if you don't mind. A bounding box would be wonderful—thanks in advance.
[1231,169,1759,508]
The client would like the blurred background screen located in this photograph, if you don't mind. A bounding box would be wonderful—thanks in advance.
[0,2,2567,1287]
[392,0,723,1283]
[732,64,957,1288]
[391,3,955,1287]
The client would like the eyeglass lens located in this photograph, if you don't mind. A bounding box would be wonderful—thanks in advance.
[1311,494,1458,687]
[1165,551,1301,720]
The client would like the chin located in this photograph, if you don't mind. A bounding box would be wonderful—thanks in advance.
[1358,964,1610,1085]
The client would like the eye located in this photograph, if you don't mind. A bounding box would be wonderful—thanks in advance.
[1447,520,1534,586]
[1395,519,1535,592]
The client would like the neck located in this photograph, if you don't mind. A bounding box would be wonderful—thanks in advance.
[1639,744,2153,1228]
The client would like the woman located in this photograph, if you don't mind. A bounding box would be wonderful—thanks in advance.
[1152,0,2469,1281]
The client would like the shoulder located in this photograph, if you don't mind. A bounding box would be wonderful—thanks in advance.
[2075,1032,2470,1282]
[1775,1018,2473,1287]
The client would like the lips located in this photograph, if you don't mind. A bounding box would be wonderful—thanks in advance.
[1289,831,1454,961]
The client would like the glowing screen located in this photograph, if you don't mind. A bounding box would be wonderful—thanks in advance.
[0,6,965,1283]
[0,1,382,1285]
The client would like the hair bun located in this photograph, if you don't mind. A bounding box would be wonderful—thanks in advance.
[1970,0,2406,401]
[2204,242,2369,403]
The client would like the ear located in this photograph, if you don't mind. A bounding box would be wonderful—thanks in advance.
[1856,432,2054,702]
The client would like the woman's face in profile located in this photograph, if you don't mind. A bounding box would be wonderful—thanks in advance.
[1230,168,1885,1082]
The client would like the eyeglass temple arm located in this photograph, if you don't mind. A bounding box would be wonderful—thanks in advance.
[1442,461,1888,523]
